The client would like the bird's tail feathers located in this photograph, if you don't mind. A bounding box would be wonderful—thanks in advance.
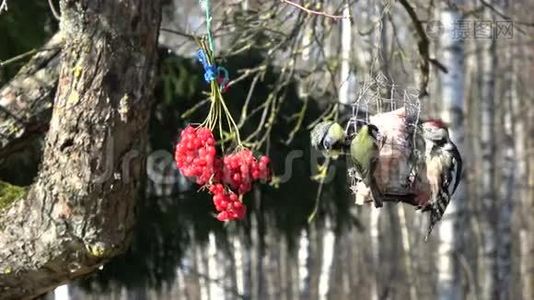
[425,192,451,241]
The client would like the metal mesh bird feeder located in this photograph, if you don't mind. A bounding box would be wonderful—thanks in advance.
[345,74,423,205]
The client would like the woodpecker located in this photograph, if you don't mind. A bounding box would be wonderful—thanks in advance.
[421,119,462,240]
[310,121,347,158]
[349,124,383,208]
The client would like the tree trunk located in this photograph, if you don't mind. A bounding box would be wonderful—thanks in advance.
[232,233,245,298]
[302,224,322,300]
[207,233,224,300]
[242,227,252,299]
[369,208,380,300]
[251,188,267,300]
[479,8,498,300]
[338,0,353,106]
[0,0,161,298]
[315,2,353,297]
[518,33,533,300]
[496,84,514,300]
[398,205,418,300]
[297,229,310,299]
[496,6,515,295]
[318,219,335,300]
[437,3,465,299]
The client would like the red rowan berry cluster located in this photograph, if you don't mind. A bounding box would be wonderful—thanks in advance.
[222,149,271,194]
[174,126,271,222]
[209,184,246,221]
[174,126,217,185]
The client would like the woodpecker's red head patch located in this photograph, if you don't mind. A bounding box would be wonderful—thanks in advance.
[424,118,447,129]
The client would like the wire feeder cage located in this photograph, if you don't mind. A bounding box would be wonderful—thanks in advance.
[345,74,423,203]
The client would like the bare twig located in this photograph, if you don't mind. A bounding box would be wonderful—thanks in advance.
[478,0,529,33]
[228,65,266,89]
[0,49,37,67]
[284,96,308,144]
[308,157,331,223]
[0,0,7,14]
[480,0,510,20]
[238,73,261,127]
[160,27,197,40]
[397,0,448,96]
[0,47,60,67]
[387,13,410,76]
[47,0,60,20]
[280,0,348,20]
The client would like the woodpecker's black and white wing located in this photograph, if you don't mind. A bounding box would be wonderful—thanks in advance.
[443,142,462,196]
[424,141,462,241]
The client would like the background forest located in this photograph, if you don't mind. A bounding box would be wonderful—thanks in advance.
[0,0,533,299]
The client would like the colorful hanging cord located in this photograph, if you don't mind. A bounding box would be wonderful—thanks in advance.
[196,49,217,82]
[196,0,228,92]
[195,49,229,91]
[199,0,215,53]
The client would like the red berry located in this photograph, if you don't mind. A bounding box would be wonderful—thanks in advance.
[260,156,270,164]
[174,125,220,187]
[216,211,229,221]
[219,148,271,193]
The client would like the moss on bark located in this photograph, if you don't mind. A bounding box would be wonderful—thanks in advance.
[0,181,26,211]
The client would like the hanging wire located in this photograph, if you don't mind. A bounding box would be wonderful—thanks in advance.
[199,0,215,53]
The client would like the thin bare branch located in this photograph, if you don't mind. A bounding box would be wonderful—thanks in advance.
[0,0,7,14]
[47,0,60,20]
[398,0,447,96]
[280,0,347,20]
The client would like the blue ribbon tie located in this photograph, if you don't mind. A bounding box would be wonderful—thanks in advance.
[196,49,230,91]
[196,49,217,82]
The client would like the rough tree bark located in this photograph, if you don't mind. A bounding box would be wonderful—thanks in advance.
[0,0,161,299]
